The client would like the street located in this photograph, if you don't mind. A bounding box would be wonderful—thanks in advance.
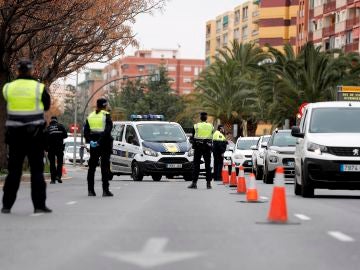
[1,166,360,270]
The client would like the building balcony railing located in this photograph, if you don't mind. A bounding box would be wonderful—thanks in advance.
[252,30,259,36]
[346,17,360,29]
[324,1,336,14]
[347,0,354,4]
[345,42,359,52]
[323,25,335,37]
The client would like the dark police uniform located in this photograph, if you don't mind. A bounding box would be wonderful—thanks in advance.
[84,100,113,197]
[2,71,51,213]
[46,117,67,183]
[212,129,227,181]
[188,114,214,189]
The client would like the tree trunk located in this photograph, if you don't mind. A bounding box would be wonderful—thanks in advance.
[0,73,8,170]
[241,120,248,137]
[247,119,258,136]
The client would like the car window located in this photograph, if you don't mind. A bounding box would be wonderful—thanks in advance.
[111,124,125,142]
[256,138,261,148]
[310,108,360,133]
[300,109,308,133]
[236,139,258,150]
[272,132,297,146]
[125,125,139,145]
[136,123,186,142]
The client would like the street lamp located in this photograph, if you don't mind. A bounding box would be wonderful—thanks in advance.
[79,72,160,163]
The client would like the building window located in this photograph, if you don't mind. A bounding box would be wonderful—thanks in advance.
[235,10,240,24]
[346,31,353,44]
[184,66,192,72]
[167,65,176,72]
[223,15,229,29]
[223,33,228,47]
[137,65,145,72]
[216,37,221,48]
[183,78,192,83]
[242,6,248,21]
[183,89,191,95]
[206,41,210,53]
[234,28,240,40]
[242,25,248,39]
[194,67,199,76]
[216,20,221,33]
[206,25,211,36]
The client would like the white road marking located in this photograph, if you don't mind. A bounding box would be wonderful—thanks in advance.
[260,196,268,200]
[30,213,44,217]
[66,201,77,205]
[104,237,202,268]
[294,214,311,221]
[328,231,355,242]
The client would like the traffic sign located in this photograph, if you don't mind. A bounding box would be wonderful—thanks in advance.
[337,85,360,101]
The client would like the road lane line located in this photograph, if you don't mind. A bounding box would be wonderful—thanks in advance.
[66,201,77,205]
[260,196,268,200]
[294,214,311,221]
[30,213,44,217]
[328,231,355,242]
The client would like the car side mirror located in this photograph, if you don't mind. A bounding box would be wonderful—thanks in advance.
[261,142,268,149]
[291,126,304,138]
[250,145,257,150]
[228,146,234,152]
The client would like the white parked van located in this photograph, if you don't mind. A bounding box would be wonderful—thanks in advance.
[110,118,194,181]
[292,101,360,197]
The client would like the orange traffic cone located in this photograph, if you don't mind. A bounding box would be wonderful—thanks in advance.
[222,161,229,185]
[237,165,247,194]
[246,173,259,202]
[229,163,237,187]
[268,167,288,223]
[62,165,67,176]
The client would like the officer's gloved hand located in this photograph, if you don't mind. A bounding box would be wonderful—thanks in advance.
[90,141,98,148]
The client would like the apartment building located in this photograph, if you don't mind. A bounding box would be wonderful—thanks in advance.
[297,0,360,53]
[205,1,260,65]
[259,0,298,51]
[103,49,205,95]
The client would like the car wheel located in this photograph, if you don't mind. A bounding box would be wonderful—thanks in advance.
[264,164,274,184]
[152,175,162,182]
[166,175,174,179]
[301,163,314,198]
[131,162,143,182]
[183,174,192,181]
[256,166,263,180]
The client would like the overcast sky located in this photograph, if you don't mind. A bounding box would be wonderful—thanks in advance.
[127,0,246,59]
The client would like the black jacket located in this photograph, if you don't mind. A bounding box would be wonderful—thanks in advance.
[46,120,68,151]
[84,111,113,147]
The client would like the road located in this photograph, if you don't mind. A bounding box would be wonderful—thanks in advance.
[1,166,360,270]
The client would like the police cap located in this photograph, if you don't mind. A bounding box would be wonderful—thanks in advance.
[200,112,207,117]
[97,98,108,108]
[16,58,33,72]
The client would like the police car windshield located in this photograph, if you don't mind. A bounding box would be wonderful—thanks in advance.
[136,123,187,142]
[237,139,258,150]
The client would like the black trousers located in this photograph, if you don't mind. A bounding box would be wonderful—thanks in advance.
[87,145,111,192]
[48,149,64,181]
[192,144,212,183]
[213,151,224,181]
[3,126,47,210]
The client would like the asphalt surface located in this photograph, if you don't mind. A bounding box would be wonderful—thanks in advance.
[1,166,360,270]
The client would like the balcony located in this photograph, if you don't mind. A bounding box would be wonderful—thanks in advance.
[313,29,323,40]
[323,1,336,14]
[314,5,324,17]
[335,21,346,33]
[252,10,260,23]
[345,42,359,52]
[252,29,259,36]
[346,17,360,29]
[336,0,347,8]
[347,0,354,4]
[323,25,335,37]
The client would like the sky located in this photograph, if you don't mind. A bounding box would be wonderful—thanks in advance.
[127,0,246,59]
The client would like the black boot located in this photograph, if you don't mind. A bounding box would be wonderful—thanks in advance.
[34,206,52,213]
[103,190,114,197]
[88,190,96,196]
[56,177,62,184]
[207,182,212,189]
[188,182,197,189]
[50,180,56,184]
[1,208,11,214]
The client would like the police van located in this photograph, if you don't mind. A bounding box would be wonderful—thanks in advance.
[110,115,194,181]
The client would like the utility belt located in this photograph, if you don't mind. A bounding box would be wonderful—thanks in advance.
[193,138,212,148]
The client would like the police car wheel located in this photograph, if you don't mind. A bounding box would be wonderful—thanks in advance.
[131,162,143,181]
[152,175,162,181]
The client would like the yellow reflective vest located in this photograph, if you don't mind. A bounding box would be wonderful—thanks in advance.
[194,122,213,140]
[87,110,109,133]
[213,130,226,141]
[2,79,45,126]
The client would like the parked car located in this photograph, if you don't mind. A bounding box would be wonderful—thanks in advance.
[223,140,235,163]
[263,129,296,184]
[292,101,360,197]
[64,146,90,166]
[232,137,259,171]
[251,135,271,180]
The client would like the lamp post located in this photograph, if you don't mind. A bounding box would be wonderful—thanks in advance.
[73,71,79,167]
[79,72,160,163]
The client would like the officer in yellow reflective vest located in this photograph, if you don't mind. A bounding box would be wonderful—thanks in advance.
[84,98,113,197]
[188,112,214,189]
[212,125,228,182]
[1,59,51,214]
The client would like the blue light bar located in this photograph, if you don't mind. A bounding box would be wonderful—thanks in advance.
[130,114,165,121]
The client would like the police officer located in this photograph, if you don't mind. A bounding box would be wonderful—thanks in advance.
[212,125,227,182]
[46,116,68,184]
[188,112,214,189]
[84,98,113,197]
[1,59,51,214]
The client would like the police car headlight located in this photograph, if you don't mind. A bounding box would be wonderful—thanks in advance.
[143,147,158,157]
[188,149,194,157]
[269,156,278,163]
[307,142,328,155]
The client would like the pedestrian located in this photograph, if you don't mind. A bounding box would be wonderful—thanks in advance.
[212,125,228,182]
[46,116,68,184]
[1,59,52,214]
[188,112,214,189]
[84,98,113,197]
